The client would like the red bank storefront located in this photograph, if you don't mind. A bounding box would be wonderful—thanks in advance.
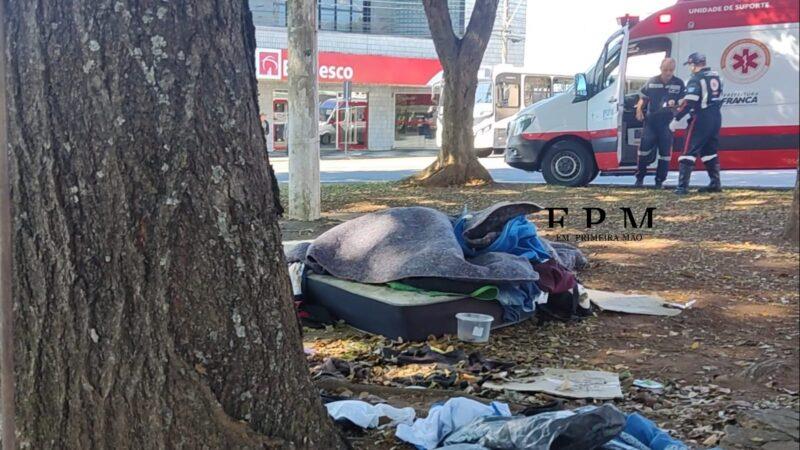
[255,48,442,151]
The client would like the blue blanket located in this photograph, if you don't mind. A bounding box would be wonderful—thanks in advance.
[455,215,551,263]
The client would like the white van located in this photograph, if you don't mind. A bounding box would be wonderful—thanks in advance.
[429,66,573,157]
[505,0,799,186]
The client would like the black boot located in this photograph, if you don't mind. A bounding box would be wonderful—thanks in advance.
[654,180,663,189]
[674,161,693,195]
[698,159,722,193]
[634,177,644,188]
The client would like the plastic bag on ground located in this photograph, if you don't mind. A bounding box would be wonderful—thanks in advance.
[479,404,627,450]
[325,400,415,429]
[437,445,491,450]
[442,415,515,446]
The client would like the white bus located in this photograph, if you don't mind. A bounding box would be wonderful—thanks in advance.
[429,66,574,157]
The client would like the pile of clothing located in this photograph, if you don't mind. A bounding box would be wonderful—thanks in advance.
[286,201,589,333]
[324,396,689,450]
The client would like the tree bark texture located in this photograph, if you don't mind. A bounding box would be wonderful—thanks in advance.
[287,0,321,221]
[4,1,343,448]
[784,161,799,245]
[409,0,498,187]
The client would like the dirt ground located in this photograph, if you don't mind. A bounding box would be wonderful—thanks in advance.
[280,182,800,448]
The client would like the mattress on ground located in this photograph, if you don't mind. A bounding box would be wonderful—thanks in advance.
[304,273,532,341]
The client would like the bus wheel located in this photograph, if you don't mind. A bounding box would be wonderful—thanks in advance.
[541,140,597,187]
[475,148,493,158]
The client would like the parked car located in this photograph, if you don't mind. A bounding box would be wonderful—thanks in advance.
[319,118,335,145]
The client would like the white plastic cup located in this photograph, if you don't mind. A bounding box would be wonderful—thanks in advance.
[455,313,494,343]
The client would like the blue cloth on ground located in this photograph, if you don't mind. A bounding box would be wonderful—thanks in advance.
[604,413,689,450]
[496,282,539,322]
[395,397,512,450]
[454,215,551,263]
[453,214,547,322]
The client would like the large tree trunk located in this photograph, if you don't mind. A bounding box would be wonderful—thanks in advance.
[4,1,344,448]
[408,0,497,187]
[784,162,799,245]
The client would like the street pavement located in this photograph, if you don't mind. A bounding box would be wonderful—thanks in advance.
[269,150,797,188]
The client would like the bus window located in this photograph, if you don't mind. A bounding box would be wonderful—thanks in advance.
[495,73,521,120]
[474,80,494,119]
[523,76,552,106]
[475,81,493,104]
[552,77,573,94]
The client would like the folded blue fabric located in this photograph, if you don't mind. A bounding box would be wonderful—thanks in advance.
[454,215,551,263]
[496,282,539,322]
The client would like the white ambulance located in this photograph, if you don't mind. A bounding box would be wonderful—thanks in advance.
[505,0,799,186]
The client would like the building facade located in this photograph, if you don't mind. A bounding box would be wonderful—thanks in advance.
[250,0,527,151]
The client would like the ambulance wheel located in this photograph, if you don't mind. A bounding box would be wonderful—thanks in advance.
[541,140,597,187]
[475,148,493,158]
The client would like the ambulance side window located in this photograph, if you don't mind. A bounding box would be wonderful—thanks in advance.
[590,33,624,96]
[600,43,622,90]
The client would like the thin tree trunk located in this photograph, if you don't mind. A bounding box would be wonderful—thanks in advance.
[408,0,497,187]
[4,1,343,448]
[287,0,321,220]
[784,162,799,245]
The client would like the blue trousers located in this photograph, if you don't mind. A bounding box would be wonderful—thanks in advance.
[636,118,673,183]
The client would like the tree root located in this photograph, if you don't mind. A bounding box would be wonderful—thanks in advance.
[404,158,493,187]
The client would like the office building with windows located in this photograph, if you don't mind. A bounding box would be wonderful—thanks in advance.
[249,0,527,151]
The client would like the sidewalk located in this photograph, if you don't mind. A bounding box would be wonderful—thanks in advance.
[268,147,439,160]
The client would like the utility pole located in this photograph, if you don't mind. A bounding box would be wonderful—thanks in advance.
[500,0,525,65]
[0,0,16,447]
[287,0,321,220]
[501,0,509,64]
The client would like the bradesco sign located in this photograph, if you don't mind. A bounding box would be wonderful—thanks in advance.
[255,48,441,86]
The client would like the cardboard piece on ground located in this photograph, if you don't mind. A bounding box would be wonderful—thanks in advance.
[587,289,682,317]
[482,368,623,400]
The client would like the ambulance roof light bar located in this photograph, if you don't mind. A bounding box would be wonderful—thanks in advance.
[617,14,639,27]
[658,13,672,24]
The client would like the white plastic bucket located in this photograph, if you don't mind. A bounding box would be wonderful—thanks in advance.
[455,313,494,343]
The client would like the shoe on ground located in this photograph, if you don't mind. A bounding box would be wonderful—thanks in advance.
[654,181,663,189]
[674,187,689,195]
[634,178,644,188]
[697,186,722,193]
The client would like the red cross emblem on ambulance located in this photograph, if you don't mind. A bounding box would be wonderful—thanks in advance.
[732,48,759,74]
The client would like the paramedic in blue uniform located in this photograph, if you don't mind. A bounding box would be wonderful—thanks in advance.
[634,58,685,189]
[671,52,724,195]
